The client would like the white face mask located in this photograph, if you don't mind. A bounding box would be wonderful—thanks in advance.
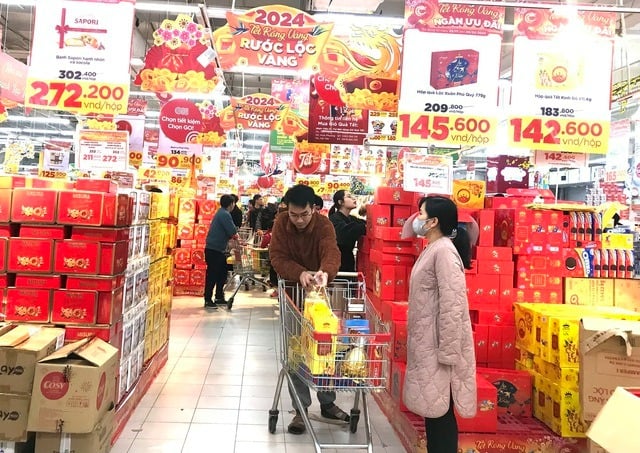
[412,217,428,236]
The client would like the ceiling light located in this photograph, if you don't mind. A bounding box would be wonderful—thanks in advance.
[135,2,198,13]
[22,129,75,136]
[129,91,230,101]
[146,111,160,118]
[312,12,404,27]
[243,139,268,147]
[308,0,384,14]
[7,115,71,126]
[0,0,36,6]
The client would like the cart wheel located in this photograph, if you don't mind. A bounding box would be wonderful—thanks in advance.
[349,409,360,433]
[244,284,250,291]
[227,297,234,310]
[268,410,279,434]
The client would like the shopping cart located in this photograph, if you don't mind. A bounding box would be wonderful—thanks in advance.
[224,227,269,309]
[268,272,390,453]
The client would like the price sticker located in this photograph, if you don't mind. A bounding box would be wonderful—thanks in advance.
[295,176,321,191]
[397,113,497,146]
[169,175,186,187]
[129,151,143,169]
[38,170,66,179]
[138,167,172,182]
[534,150,587,168]
[157,154,203,170]
[25,80,128,115]
[509,116,609,154]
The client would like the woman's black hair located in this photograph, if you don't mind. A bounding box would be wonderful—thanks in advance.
[314,195,324,210]
[419,196,472,269]
[328,190,346,216]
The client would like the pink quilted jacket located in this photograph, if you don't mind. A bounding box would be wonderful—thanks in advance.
[403,236,477,418]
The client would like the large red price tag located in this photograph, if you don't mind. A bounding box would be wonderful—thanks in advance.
[509,116,609,154]
[25,80,128,115]
[157,154,203,170]
[397,113,497,145]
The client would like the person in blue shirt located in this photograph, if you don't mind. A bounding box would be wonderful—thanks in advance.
[204,194,238,309]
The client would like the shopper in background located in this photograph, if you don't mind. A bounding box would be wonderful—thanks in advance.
[269,184,347,435]
[204,194,238,309]
[403,196,476,453]
[229,194,243,228]
[249,194,265,231]
[328,190,366,272]
[313,195,324,213]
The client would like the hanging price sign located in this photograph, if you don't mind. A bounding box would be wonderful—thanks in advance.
[295,175,322,192]
[534,150,588,168]
[26,81,128,115]
[509,117,609,154]
[78,130,128,172]
[137,167,172,182]
[403,153,452,194]
[397,113,497,146]
[128,151,143,168]
[156,153,203,170]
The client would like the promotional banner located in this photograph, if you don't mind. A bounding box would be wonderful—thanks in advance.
[77,130,128,172]
[368,111,398,142]
[509,9,615,153]
[292,141,330,175]
[0,52,27,104]
[25,0,135,114]
[39,140,71,178]
[116,98,147,168]
[534,150,588,168]
[212,5,334,72]
[295,174,351,196]
[403,153,453,194]
[329,144,386,177]
[218,93,286,132]
[158,99,204,170]
[398,1,505,145]
[270,78,309,153]
[134,14,221,95]
[142,128,159,166]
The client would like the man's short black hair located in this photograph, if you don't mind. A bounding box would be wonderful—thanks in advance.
[220,194,235,209]
[283,184,315,209]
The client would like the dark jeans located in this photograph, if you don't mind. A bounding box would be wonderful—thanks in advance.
[204,248,228,302]
[424,394,458,453]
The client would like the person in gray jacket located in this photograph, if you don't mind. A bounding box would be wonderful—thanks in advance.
[204,194,238,309]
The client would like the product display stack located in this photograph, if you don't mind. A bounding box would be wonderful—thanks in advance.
[172,197,217,297]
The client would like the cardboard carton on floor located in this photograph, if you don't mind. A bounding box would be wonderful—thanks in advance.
[27,337,118,433]
[35,406,114,453]
[0,326,65,394]
[0,393,31,442]
[579,317,640,422]
[586,387,640,453]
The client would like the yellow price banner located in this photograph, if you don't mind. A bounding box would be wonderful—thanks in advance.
[25,80,128,115]
[38,170,66,179]
[129,151,143,169]
[138,167,172,182]
[508,116,609,154]
[397,113,496,146]
[157,154,203,170]
[295,175,322,192]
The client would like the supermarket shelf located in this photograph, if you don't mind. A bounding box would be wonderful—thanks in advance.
[112,341,169,444]
[373,390,588,453]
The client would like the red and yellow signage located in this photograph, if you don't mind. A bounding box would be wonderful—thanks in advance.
[218,93,286,131]
[397,112,497,146]
[212,6,334,71]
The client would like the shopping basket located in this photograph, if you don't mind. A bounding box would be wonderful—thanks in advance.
[224,227,269,309]
[268,272,390,453]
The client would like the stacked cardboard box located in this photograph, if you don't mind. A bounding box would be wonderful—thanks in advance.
[173,197,218,296]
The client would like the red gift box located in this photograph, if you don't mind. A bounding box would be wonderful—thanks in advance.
[174,248,193,268]
[373,226,411,242]
[178,198,198,220]
[0,224,14,238]
[66,274,125,292]
[501,326,518,369]
[97,286,124,325]
[14,274,61,290]
[75,178,118,193]
[477,260,514,276]
[392,205,412,227]
[0,189,11,223]
[10,188,58,224]
[366,204,391,234]
[477,367,532,418]
[512,288,563,304]
[475,246,513,262]
[466,273,501,307]
[53,240,100,274]
[99,241,128,275]
[430,49,479,91]
[370,249,414,266]
[0,175,27,189]
[19,225,67,240]
[177,222,195,241]
[488,327,503,363]
[190,269,205,286]
[473,324,489,363]
[51,289,97,324]
[0,274,7,288]
[198,199,218,218]
[174,269,190,286]
[486,156,530,194]
[381,300,408,322]
[390,360,410,412]
[71,226,130,243]
[191,249,206,267]
[194,224,208,241]
[391,320,407,362]
[374,187,414,206]
[7,238,53,273]
[457,374,498,434]
[57,191,129,226]
[5,288,51,323]
[478,210,495,247]
[470,309,515,326]
[64,322,121,348]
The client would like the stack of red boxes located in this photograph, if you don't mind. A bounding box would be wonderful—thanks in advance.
[173,197,217,296]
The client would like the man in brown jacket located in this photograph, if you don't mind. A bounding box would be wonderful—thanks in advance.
[269,184,348,435]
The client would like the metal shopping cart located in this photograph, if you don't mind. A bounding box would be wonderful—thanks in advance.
[268,272,390,453]
[224,227,269,309]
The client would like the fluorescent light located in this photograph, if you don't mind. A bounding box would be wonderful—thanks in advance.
[146,111,160,118]
[129,90,230,101]
[234,129,271,136]
[207,6,233,18]
[243,139,267,147]
[22,129,75,136]
[312,12,404,27]
[135,2,198,13]
[8,115,70,126]
[0,0,36,6]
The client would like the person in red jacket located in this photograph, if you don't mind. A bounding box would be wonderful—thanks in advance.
[269,184,347,435]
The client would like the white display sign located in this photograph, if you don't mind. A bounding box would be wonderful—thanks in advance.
[77,130,128,172]
[403,153,452,194]
[534,150,587,168]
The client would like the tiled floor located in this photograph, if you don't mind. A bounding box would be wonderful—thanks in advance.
[112,291,406,452]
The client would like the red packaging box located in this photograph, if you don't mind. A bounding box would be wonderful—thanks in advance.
[71,226,129,243]
[475,246,513,262]
[0,238,5,272]
[5,288,51,323]
[370,249,414,266]
[64,322,121,347]
[512,288,563,304]
[191,249,206,267]
[190,269,206,286]
[501,326,517,369]
[493,208,515,248]
[0,224,13,238]
[66,274,125,291]
[366,204,392,234]
[10,188,57,224]
[177,222,195,241]
[7,238,53,273]
[381,300,408,322]
[53,240,100,274]
[477,260,514,276]
[487,328,503,364]
[51,289,97,324]
[392,205,412,227]
[57,192,130,226]
[198,199,218,218]
[99,241,128,275]
[372,263,400,300]
[97,287,124,325]
[373,227,412,242]
[178,198,198,220]
[390,360,409,412]
[174,269,190,286]
[430,49,479,91]
[478,210,495,247]
[373,239,414,255]
[0,274,7,288]
[194,224,208,241]
[515,271,562,291]
[374,187,414,206]
[474,324,489,363]
[477,367,532,418]
[466,274,501,306]
[395,267,409,300]
[14,274,61,290]
[0,189,11,222]
[75,178,118,193]
[19,225,67,240]
[470,310,515,326]
[486,156,530,194]
[174,248,193,268]
[391,320,407,362]
[457,374,498,433]
[0,175,27,189]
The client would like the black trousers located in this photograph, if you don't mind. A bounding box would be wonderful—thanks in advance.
[424,394,458,453]
[204,248,228,302]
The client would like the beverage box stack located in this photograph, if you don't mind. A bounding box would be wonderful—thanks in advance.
[172,197,218,296]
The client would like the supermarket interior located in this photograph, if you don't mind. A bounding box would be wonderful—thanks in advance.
[1,0,640,452]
